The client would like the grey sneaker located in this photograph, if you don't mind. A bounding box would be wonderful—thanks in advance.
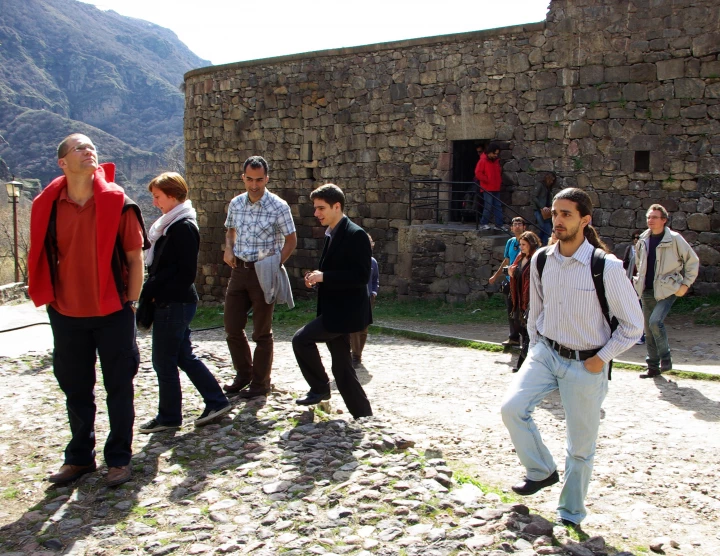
[138,418,180,434]
[194,403,232,427]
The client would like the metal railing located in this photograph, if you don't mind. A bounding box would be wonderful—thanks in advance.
[408,179,543,237]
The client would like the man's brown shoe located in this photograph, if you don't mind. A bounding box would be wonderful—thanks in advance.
[639,368,661,379]
[106,465,132,487]
[223,377,250,394]
[48,463,97,484]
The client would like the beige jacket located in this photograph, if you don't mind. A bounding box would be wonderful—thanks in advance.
[634,227,699,300]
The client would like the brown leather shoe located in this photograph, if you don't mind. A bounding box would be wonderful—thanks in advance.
[106,465,132,487]
[48,463,97,484]
[223,377,251,393]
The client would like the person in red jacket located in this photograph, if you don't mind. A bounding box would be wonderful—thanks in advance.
[27,133,147,487]
[475,141,504,229]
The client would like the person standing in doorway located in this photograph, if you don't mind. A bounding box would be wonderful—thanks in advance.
[634,204,698,378]
[476,142,503,230]
[223,156,297,398]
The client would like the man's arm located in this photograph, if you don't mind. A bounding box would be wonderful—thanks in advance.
[489,257,509,285]
[676,235,699,297]
[309,230,371,288]
[594,259,644,364]
[126,248,144,304]
[224,228,237,268]
[280,232,297,264]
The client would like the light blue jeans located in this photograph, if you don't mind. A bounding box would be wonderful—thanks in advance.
[480,192,503,227]
[501,338,609,524]
[641,291,676,369]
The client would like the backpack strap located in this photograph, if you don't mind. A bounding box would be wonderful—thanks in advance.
[590,248,619,379]
[536,246,548,280]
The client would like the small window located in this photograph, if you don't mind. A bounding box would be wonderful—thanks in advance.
[634,151,650,172]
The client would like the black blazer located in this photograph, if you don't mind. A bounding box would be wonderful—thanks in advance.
[317,216,372,333]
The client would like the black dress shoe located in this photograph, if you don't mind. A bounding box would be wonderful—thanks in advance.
[639,368,661,379]
[511,470,559,495]
[560,518,579,528]
[295,391,331,406]
[660,358,672,372]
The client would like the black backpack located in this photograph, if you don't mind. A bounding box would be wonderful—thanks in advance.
[536,246,619,379]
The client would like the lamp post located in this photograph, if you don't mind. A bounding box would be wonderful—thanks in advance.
[5,179,22,283]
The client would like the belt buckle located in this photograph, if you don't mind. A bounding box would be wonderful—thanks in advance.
[242,260,253,268]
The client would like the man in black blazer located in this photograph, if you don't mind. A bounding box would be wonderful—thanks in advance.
[292,184,373,419]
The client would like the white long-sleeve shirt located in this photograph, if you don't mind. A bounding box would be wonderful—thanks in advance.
[528,239,643,363]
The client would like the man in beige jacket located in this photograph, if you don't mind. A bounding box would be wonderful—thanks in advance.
[634,204,699,378]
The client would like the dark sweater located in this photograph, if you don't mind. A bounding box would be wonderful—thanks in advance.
[141,219,199,304]
[644,232,664,290]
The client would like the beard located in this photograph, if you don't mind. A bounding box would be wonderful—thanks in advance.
[554,222,582,243]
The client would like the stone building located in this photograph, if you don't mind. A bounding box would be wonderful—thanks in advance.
[184,0,720,303]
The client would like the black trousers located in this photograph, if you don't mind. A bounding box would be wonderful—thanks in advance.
[292,316,372,419]
[48,304,139,467]
[504,291,520,341]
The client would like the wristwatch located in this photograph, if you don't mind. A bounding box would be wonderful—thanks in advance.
[129,300,139,310]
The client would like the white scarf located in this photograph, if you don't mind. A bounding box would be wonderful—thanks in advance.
[145,200,198,267]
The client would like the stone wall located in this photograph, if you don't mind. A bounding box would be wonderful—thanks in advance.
[184,0,720,302]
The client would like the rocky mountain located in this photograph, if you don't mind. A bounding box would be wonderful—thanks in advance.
[0,0,209,191]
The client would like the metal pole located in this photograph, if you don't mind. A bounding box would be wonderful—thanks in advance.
[12,194,18,283]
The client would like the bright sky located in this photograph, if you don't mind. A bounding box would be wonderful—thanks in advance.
[82,0,550,66]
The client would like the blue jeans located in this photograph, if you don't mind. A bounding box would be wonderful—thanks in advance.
[641,291,676,369]
[534,210,552,245]
[152,302,228,425]
[480,192,503,227]
[501,338,609,524]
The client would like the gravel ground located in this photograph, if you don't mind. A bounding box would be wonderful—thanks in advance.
[0,326,719,556]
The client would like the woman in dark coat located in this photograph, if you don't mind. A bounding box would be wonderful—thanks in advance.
[138,172,230,433]
[509,231,541,372]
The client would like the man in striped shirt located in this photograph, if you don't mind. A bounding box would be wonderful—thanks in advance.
[501,188,643,527]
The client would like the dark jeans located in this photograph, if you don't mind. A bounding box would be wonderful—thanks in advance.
[152,302,228,425]
[641,290,676,369]
[292,316,373,419]
[504,289,520,341]
[48,304,139,467]
[534,210,552,245]
[480,191,503,227]
[349,296,375,360]
[224,263,275,393]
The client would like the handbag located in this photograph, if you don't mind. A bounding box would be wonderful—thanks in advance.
[135,297,155,331]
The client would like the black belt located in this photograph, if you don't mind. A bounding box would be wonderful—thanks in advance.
[235,257,255,268]
[543,336,601,361]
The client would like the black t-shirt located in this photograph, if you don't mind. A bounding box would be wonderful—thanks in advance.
[644,232,664,290]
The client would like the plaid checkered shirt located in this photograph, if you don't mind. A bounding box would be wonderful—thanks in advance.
[225,190,295,262]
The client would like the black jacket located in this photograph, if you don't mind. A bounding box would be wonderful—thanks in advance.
[317,216,372,333]
[140,219,199,304]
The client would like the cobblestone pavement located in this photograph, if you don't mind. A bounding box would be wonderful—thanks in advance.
[1,327,719,556]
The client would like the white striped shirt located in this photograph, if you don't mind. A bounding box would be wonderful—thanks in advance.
[528,239,643,363]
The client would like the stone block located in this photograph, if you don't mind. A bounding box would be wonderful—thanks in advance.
[701,61,720,78]
[695,245,720,266]
[573,88,600,104]
[623,83,648,101]
[692,33,720,57]
[531,72,558,90]
[508,53,530,73]
[656,58,685,81]
[449,277,471,295]
[428,279,450,293]
[681,105,708,119]
[568,121,591,139]
[605,66,630,83]
[537,87,564,106]
[675,78,705,99]
[559,69,579,86]
[687,213,711,232]
[706,83,720,99]
[609,209,636,228]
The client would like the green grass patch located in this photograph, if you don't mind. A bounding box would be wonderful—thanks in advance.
[2,487,18,500]
[374,295,507,325]
[671,293,720,326]
[371,325,503,352]
[452,468,516,504]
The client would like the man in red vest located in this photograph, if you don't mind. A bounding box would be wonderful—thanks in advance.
[28,133,146,487]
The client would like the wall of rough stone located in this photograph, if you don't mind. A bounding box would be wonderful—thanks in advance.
[184,0,720,302]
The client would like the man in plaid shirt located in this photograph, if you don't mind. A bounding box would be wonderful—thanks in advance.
[223,156,297,398]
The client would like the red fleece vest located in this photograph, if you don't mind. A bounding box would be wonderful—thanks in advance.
[28,163,127,314]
